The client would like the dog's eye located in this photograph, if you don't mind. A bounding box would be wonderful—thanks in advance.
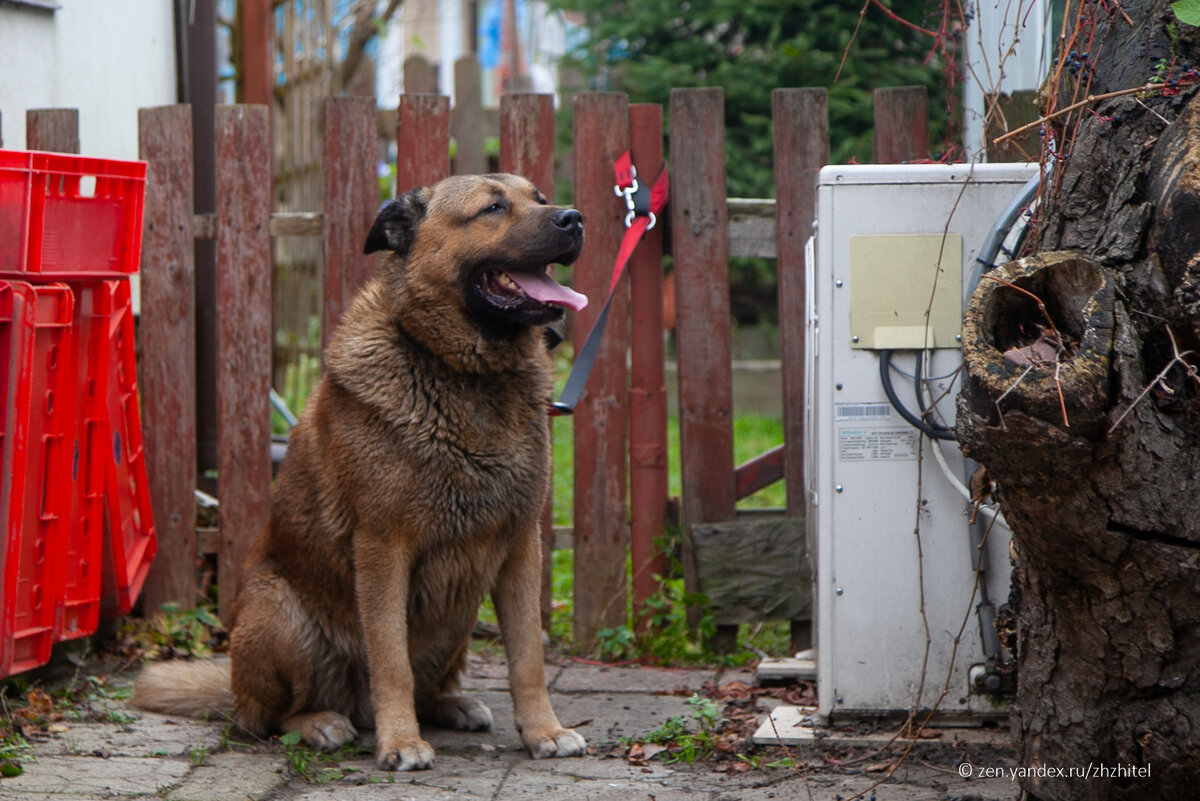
[481,200,507,215]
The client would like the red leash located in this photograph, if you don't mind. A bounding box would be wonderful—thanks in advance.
[550,152,669,416]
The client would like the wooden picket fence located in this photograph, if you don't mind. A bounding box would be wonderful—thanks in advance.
[6,85,934,650]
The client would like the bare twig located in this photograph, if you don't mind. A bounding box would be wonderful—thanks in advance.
[835,0,872,83]
[1108,327,1198,433]
[993,83,1165,145]
[994,364,1036,430]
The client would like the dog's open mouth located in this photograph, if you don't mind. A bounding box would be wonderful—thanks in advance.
[480,267,588,312]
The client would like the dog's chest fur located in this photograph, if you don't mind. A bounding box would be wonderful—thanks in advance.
[318,282,553,543]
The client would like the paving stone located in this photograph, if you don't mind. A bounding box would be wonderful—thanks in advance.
[0,754,191,796]
[550,664,713,695]
[164,751,286,801]
[31,708,231,760]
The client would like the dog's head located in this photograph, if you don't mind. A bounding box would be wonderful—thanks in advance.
[364,174,586,345]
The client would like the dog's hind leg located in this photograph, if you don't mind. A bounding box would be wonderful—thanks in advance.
[418,646,493,732]
[230,574,360,751]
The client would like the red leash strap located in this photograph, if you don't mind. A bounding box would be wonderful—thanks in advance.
[549,152,669,416]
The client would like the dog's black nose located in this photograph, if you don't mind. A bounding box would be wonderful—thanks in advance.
[553,209,583,232]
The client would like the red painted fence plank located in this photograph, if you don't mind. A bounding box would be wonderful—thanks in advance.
[873,86,929,163]
[774,88,830,652]
[627,102,668,633]
[773,88,828,517]
[26,109,79,153]
[322,96,378,357]
[499,93,555,195]
[499,92,557,631]
[571,92,630,647]
[139,105,199,611]
[214,105,273,623]
[396,95,450,194]
[669,88,735,612]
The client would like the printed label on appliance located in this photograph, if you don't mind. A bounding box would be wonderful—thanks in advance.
[835,402,892,421]
[838,428,919,461]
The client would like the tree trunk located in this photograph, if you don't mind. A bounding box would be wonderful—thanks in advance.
[956,3,1200,799]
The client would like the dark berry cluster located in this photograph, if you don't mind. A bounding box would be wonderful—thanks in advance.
[1053,50,1092,78]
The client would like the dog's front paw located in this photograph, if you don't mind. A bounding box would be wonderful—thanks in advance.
[376,737,435,771]
[522,726,587,759]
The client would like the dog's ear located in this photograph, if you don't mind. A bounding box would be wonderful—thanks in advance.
[363,188,428,256]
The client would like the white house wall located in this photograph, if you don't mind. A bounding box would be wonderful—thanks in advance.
[0,0,176,159]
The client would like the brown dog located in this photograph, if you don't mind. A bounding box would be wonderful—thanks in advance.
[132,174,588,770]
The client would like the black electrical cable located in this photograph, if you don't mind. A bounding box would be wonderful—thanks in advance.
[913,350,956,436]
[879,350,956,440]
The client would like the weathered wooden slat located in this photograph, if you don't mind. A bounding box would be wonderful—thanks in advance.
[692,515,809,626]
[498,91,557,631]
[628,102,669,634]
[192,204,781,256]
[214,105,273,623]
[26,108,79,153]
[396,94,450,194]
[139,105,199,612]
[321,96,378,357]
[238,0,273,106]
[728,198,777,259]
[773,89,827,519]
[453,57,487,175]
[873,86,929,163]
[670,88,736,626]
[985,89,1041,162]
[572,92,630,647]
[499,93,555,194]
[403,56,436,94]
[733,444,785,501]
[774,88,828,654]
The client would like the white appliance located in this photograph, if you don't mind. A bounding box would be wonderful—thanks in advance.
[807,163,1038,719]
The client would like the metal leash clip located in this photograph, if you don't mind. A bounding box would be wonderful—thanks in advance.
[613,165,656,230]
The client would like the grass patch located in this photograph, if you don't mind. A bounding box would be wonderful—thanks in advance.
[552,412,785,526]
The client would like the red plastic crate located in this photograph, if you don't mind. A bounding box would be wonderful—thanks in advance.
[0,150,147,279]
[0,280,75,676]
[99,280,157,615]
[56,281,116,640]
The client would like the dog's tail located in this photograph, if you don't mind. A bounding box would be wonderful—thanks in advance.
[131,658,235,718]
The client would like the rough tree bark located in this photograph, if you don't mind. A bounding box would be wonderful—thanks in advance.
[956,2,1200,799]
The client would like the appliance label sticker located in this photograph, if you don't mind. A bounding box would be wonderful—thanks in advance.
[838,428,919,461]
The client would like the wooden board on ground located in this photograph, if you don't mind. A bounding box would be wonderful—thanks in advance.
[692,514,809,627]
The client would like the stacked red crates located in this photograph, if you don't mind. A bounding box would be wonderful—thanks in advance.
[0,149,156,676]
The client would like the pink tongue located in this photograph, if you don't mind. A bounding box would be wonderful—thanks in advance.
[507,270,589,312]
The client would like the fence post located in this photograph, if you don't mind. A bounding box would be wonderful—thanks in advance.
[322,96,378,357]
[773,88,829,652]
[403,56,436,94]
[139,105,199,611]
[214,104,273,623]
[26,109,79,153]
[572,92,630,648]
[873,86,929,163]
[454,57,487,175]
[499,92,557,631]
[669,88,735,634]
[396,94,451,194]
[628,102,668,634]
